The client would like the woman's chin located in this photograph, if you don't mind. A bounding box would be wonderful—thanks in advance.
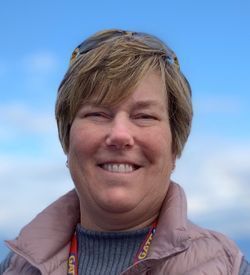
[96,192,139,214]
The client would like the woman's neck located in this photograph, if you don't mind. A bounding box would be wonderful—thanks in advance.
[79,205,159,232]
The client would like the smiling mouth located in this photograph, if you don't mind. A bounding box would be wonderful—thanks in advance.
[99,163,140,173]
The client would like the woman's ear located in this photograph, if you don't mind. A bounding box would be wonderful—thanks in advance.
[171,154,176,173]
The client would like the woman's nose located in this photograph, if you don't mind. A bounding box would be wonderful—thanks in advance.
[105,116,134,150]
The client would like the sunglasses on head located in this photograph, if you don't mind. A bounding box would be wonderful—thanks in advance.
[69,30,180,70]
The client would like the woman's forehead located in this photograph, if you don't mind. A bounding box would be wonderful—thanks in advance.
[79,73,167,113]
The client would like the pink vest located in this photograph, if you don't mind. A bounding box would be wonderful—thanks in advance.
[5,183,243,274]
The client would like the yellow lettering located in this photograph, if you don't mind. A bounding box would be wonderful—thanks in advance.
[68,255,76,274]
[69,255,75,264]
[138,251,147,259]
[136,232,155,261]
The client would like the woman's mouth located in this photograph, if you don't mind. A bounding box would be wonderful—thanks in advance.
[99,163,140,173]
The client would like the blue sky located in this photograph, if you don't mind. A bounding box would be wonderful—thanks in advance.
[0,0,250,261]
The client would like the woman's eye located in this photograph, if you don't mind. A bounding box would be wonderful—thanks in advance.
[85,112,103,117]
[134,114,157,120]
[84,112,110,119]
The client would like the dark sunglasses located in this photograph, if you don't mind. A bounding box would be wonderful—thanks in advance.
[69,30,180,69]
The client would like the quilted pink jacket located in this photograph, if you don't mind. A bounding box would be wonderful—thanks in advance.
[3,183,243,274]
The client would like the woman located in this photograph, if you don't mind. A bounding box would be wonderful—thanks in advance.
[1,29,249,274]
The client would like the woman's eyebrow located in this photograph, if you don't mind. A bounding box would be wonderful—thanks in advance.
[79,103,106,110]
[79,100,166,112]
[132,100,165,111]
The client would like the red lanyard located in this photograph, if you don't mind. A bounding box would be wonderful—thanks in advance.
[133,219,157,262]
[67,232,78,275]
[67,220,157,275]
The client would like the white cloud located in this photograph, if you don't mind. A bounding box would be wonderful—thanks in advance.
[0,103,56,139]
[173,138,250,237]
[0,155,72,236]
[0,101,69,237]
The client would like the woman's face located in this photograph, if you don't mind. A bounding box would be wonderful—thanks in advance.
[68,71,175,229]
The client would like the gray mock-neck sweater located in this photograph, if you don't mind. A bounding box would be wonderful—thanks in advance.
[76,224,150,275]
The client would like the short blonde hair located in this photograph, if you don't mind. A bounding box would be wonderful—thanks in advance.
[55,29,193,157]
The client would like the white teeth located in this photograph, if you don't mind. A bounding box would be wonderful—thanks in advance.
[102,163,135,173]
